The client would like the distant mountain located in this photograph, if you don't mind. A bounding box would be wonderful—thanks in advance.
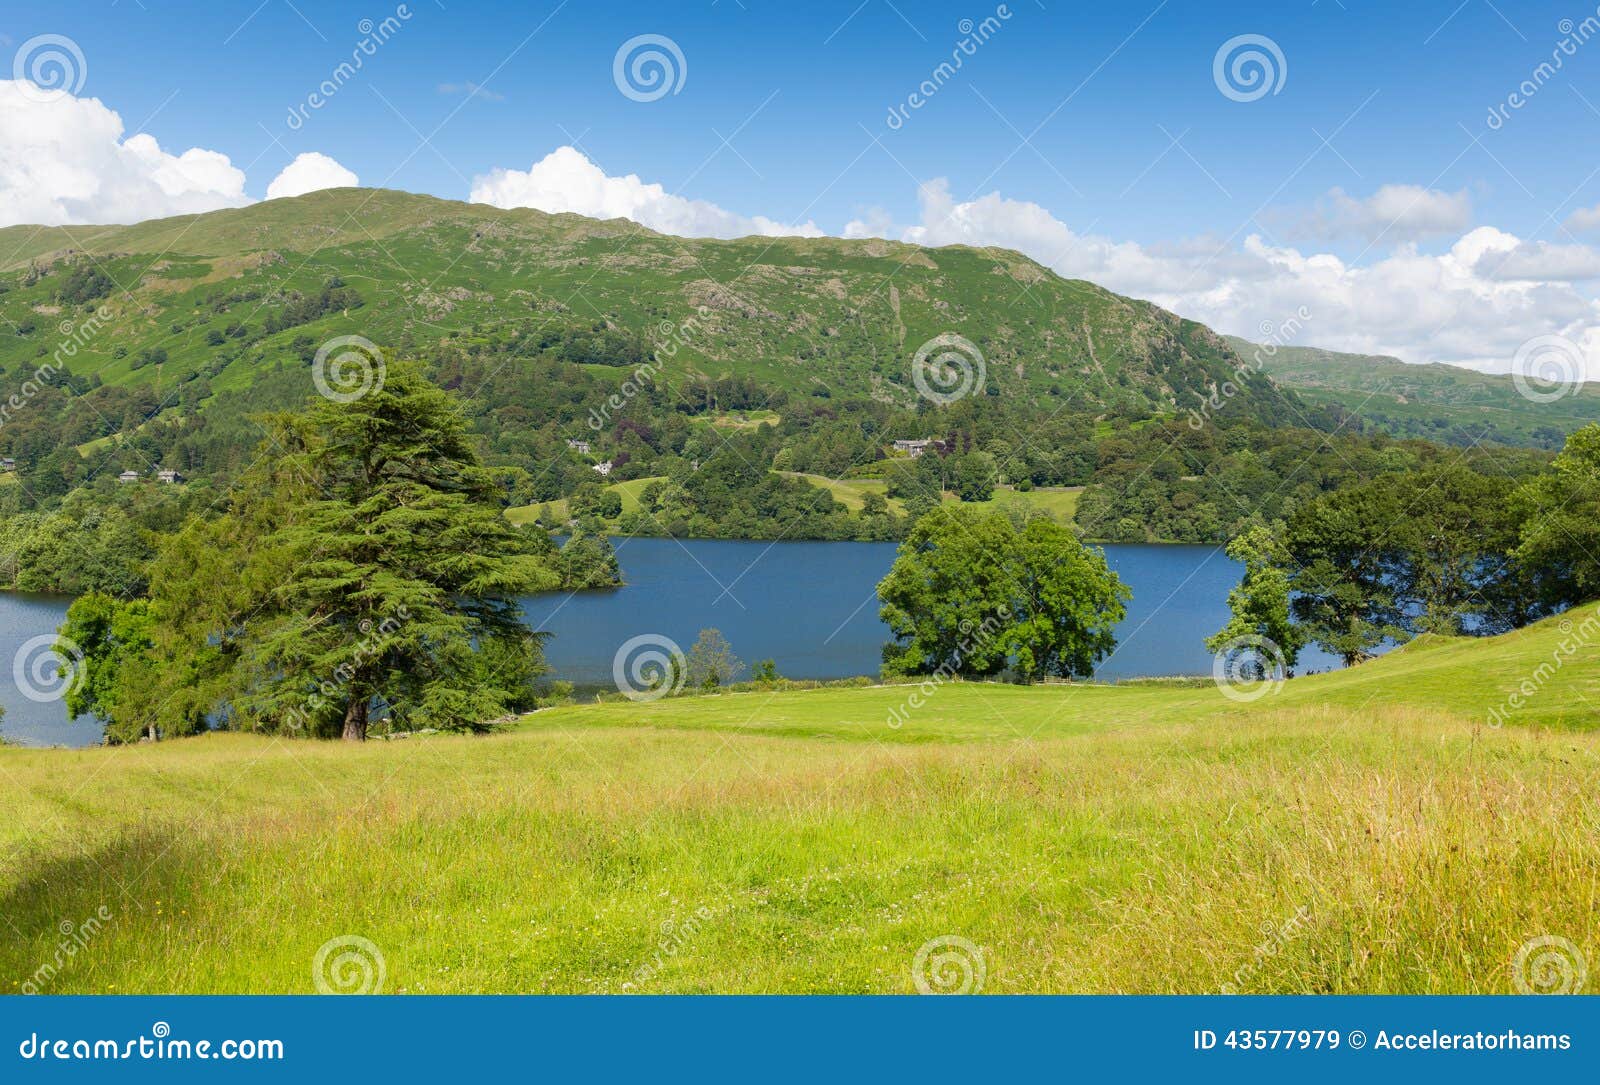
[0,187,1296,425]
[1228,336,1599,449]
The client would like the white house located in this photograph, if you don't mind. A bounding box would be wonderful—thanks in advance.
[592,460,614,476]
[156,468,185,484]
[893,438,936,458]
[566,439,592,456]
[117,470,140,484]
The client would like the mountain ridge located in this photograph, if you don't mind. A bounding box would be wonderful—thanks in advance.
[1230,335,1600,448]
[0,187,1294,424]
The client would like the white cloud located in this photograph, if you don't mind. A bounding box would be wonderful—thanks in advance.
[851,181,1600,379]
[265,152,359,200]
[1565,203,1600,234]
[1475,239,1600,282]
[469,146,822,240]
[1276,184,1473,243]
[0,80,249,226]
[4,84,1591,383]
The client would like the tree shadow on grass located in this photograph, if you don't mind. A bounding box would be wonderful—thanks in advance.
[0,825,195,992]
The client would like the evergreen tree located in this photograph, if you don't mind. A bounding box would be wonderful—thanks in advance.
[255,359,559,739]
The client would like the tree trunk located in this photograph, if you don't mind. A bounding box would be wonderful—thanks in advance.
[342,696,369,742]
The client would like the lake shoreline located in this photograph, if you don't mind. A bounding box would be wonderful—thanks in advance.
[4,540,1337,749]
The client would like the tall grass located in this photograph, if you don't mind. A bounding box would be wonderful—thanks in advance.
[2,613,1596,993]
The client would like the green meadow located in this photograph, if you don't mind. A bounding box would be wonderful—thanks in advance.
[2,608,1595,994]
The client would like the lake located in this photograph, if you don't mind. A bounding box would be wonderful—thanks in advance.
[0,538,1344,747]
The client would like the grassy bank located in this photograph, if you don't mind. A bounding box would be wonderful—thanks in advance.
[2,611,1596,994]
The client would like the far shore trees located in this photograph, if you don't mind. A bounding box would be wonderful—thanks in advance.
[685,628,744,690]
[877,506,1128,681]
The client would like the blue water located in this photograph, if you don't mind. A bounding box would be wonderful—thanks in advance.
[523,538,1344,687]
[0,540,1343,747]
[0,593,107,748]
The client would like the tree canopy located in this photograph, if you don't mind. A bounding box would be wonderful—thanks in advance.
[64,359,563,742]
[878,506,1128,681]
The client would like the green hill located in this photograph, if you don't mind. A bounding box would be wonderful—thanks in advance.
[2,606,1594,993]
[1230,336,1600,448]
[0,188,1295,421]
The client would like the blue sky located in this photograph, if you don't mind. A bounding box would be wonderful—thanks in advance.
[7,0,1600,373]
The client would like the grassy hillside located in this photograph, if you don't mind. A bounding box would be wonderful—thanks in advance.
[505,475,664,526]
[3,608,1595,994]
[506,476,1081,528]
[1231,336,1600,448]
[0,188,1295,421]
